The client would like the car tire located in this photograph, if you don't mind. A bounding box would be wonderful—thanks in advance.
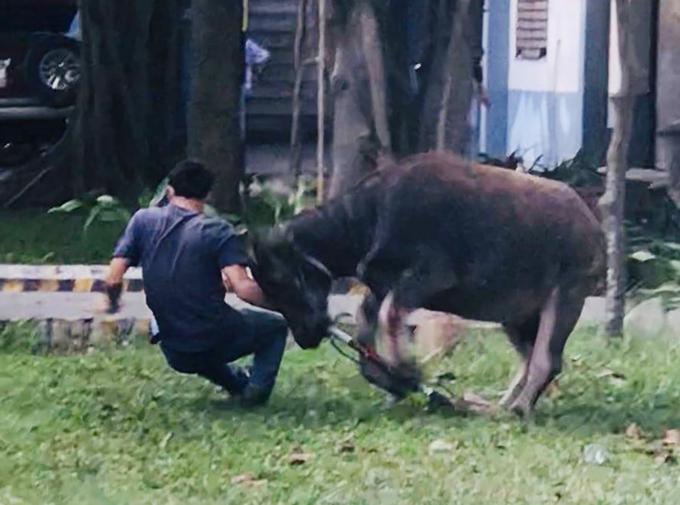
[24,34,81,108]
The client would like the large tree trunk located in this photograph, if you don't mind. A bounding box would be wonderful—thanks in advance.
[419,0,474,153]
[74,0,182,198]
[2,0,183,207]
[600,0,635,338]
[186,0,244,214]
[327,0,480,195]
[328,0,388,198]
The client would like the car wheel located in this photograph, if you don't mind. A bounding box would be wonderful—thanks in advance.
[24,35,81,108]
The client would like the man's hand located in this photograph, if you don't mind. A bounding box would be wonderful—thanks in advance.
[105,282,123,313]
[222,265,274,310]
[105,257,130,314]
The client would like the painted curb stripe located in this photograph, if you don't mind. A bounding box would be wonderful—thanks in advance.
[0,278,145,293]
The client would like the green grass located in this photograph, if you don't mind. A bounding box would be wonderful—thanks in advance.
[0,210,123,264]
[1,328,680,505]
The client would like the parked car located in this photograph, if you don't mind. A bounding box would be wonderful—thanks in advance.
[0,0,80,108]
[0,0,80,166]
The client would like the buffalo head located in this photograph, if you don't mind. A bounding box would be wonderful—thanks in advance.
[251,227,332,349]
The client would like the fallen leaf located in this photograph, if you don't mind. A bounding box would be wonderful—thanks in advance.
[654,452,676,465]
[662,429,680,447]
[231,474,253,484]
[596,368,626,380]
[289,452,313,466]
[625,423,643,440]
[337,439,355,454]
[596,368,627,388]
[429,439,455,454]
[583,444,609,465]
[231,474,267,487]
[456,392,496,414]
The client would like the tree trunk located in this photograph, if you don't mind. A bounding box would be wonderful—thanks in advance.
[600,0,635,338]
[2,0,183,207]
[75,0,183,197]
[187,0,244,214]
[328,0,383,198]
[327,0,480,195]
[420,0,474,153]
[668,151,680,209]
[290,0,309,176]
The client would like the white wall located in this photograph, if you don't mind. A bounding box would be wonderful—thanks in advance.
[508,0,586,94]
[505,0,587,166]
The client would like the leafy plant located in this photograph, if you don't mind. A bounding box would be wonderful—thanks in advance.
[0,321,46,354]
[49,194,131,233]
[138,177,169,208]
[237,175,316,231]
[527,149,603,187]
[626,222,680,310]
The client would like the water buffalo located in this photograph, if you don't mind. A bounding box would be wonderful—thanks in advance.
[252,152,605,416]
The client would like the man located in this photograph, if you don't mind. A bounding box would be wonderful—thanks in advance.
[105,160,288,406]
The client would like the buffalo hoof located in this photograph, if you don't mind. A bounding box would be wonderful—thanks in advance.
[508,399,533,420]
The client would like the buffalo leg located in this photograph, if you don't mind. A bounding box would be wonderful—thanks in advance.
[499,315,539,407]
[359,251,457,396]
[378,292,412,366]
[376,256,458,375]
[356,291,382,346]
[509,284,586,417]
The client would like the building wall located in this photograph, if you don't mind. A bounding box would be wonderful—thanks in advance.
[505,0,587,167]
[482,0,510,157]
[482,0,659,168]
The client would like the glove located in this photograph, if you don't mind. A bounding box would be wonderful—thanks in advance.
[105,282,123,314]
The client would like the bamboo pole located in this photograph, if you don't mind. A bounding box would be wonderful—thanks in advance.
[600,0,634,338]
[290,0,308,176]
[316,0,326,204]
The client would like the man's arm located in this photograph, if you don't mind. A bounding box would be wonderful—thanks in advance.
[222,265,275,310]
[105,257,130,313]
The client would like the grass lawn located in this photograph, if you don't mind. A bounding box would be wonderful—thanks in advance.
[0,210,123,264]
[2,327,680,504]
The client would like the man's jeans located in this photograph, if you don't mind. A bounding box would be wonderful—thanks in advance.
[160,309,288,393]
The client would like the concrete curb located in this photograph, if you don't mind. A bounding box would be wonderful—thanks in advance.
[0,265,143,293]
[0,265,362,295]
[0,264,610,351]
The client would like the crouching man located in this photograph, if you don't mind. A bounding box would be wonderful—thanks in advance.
[105,160,288,407]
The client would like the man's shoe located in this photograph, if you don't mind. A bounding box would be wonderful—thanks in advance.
[239,383,273,407]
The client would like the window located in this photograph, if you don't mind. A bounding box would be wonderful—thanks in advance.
[516,0,548,60]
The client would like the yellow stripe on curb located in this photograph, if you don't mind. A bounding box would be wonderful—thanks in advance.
[39,280,60,292]
[73,278,94,293]
[2,280,25,293]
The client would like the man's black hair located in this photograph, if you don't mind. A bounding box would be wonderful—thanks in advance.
[168,160,215,200]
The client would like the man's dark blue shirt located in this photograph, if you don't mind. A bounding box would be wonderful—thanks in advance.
[113,205,249,352]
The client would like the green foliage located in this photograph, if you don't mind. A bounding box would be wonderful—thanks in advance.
[138,178,170,209]
[1,328,680,504]
[235,175,316,231]
[627,223,680,309]
[0,321,46,354]
[527,149,603,187]
[49,194,131,233]
[4,176,317,264]
[0,209,123,264]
